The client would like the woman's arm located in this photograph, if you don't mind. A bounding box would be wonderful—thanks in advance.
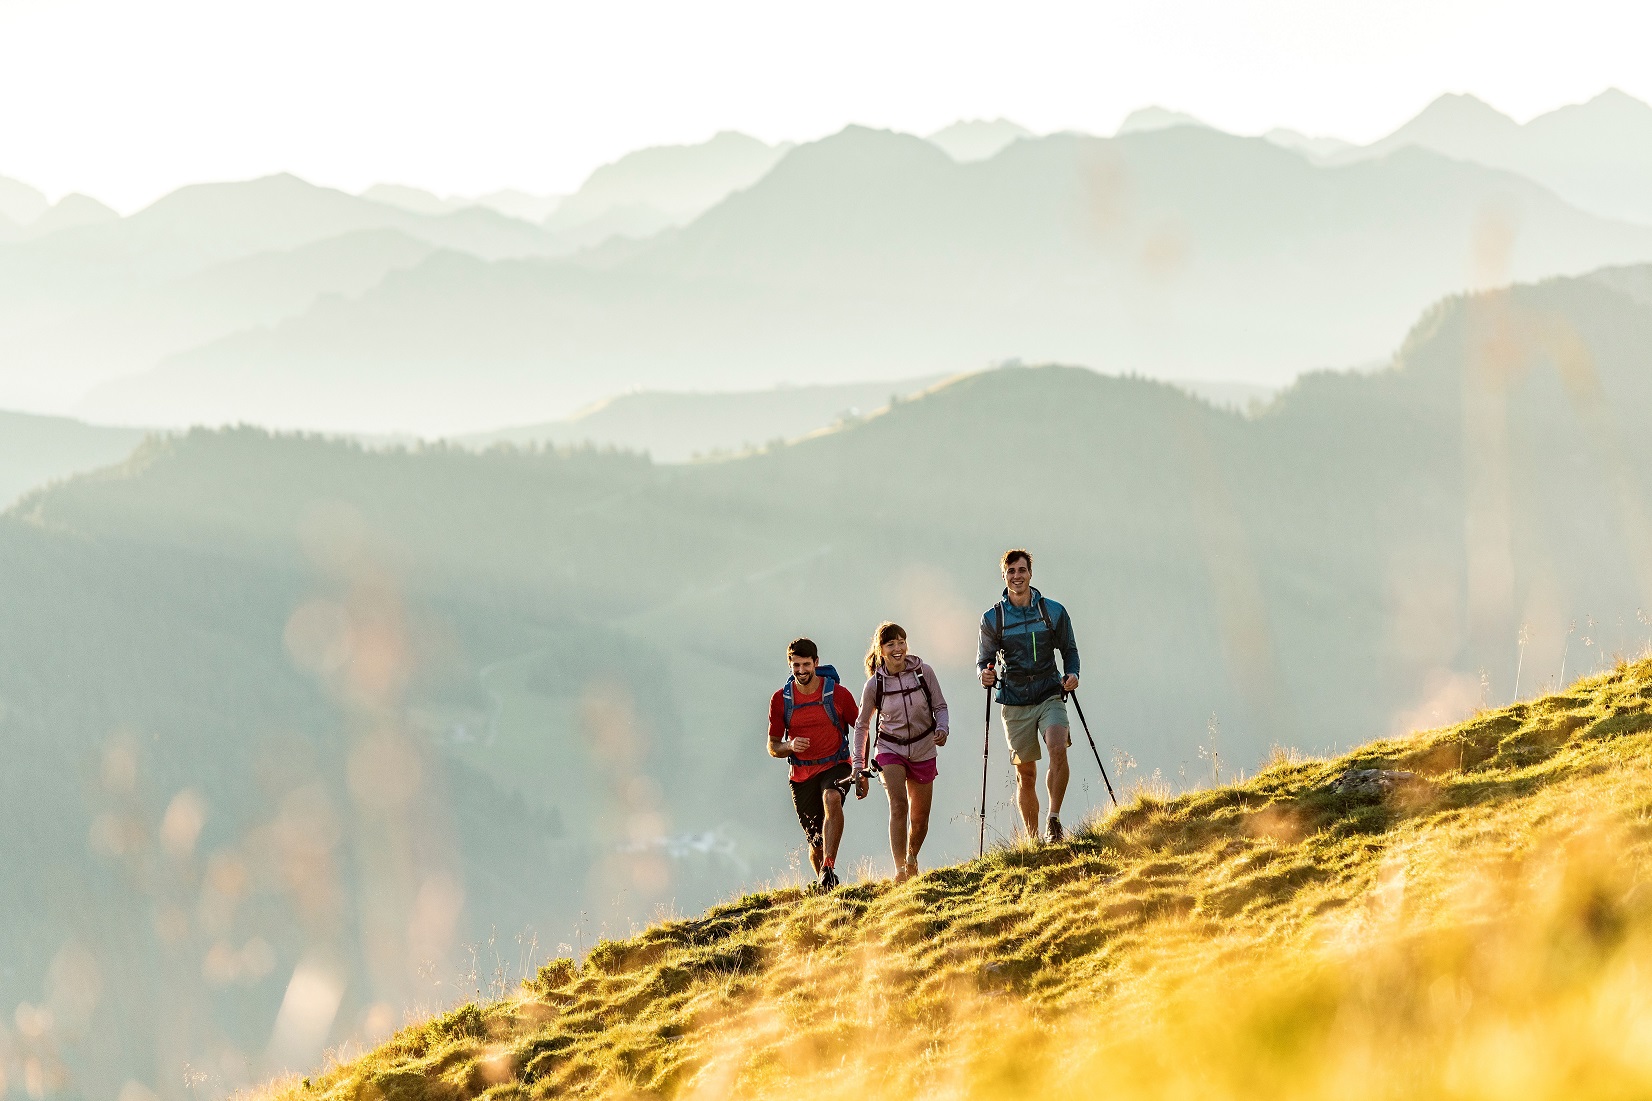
[923,662,950,741]
[925,661,951,727]
[851,677,877,771]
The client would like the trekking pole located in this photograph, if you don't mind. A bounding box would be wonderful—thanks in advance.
[978,681,992,858]
[1067,690,1119,808]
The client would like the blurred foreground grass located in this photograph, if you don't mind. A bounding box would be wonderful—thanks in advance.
[270,659,1652,1099]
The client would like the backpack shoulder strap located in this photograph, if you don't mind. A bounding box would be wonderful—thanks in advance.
[821,673,844,731]
[995,602,1005,638]
[915,666,936,721]
[1036,596,1056,632]
[781,678,796,731]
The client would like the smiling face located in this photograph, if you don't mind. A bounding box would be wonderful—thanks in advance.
[789,654,818,685]
[879,632,908,667]
[1003,556,1032,597]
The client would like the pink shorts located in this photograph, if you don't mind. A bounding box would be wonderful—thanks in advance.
[875,752,937,785]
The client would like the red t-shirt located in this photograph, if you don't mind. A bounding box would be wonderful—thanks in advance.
[769,677,860,783]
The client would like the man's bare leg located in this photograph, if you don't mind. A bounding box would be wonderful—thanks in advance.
[1045,728,1071,820]
[822,788,846,867]
[807,842,823,875]
[1014,760,1040,839]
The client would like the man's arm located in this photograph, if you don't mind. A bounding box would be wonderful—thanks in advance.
[767,694,801,758]
[1058,604,1080,689]
[977,610,999,686]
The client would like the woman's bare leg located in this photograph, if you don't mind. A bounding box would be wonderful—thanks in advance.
[905,776,933,874]
[881,763,910,878]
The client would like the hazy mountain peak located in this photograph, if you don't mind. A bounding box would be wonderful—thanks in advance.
[27,192,120,237]
[1117,106,1209,135]
[0,175,50,226]
[1533,86,1652,136]
[1350,87,1652,224]
[926,118,1034,162]
[1262,128,1356,163]
[474,189,563,223]
[1588,86,1651,111]
[362,183,465,216]
[759,124,955,185]
[546,130,789,234]
[1405,92,1521,137]
[1355,92,1521,165]
[133,171,331,218]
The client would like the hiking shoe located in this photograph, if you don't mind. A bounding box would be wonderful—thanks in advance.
[819,867,840,891]
[1046,816,1064,843]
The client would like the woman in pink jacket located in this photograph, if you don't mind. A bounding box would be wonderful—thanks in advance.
[853,622,950,882]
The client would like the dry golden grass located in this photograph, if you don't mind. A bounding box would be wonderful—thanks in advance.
[281,659,1652,1100]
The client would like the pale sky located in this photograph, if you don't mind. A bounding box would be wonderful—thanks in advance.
[2,0,1648,212]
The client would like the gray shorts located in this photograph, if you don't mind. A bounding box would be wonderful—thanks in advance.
[1001,696,1071,764]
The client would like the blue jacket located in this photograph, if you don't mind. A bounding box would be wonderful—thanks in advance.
[977,587,1080,707]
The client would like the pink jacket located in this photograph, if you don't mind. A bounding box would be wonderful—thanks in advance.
[851,656,950,771]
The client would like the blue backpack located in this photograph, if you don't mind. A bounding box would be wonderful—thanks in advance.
[781,664,851,768]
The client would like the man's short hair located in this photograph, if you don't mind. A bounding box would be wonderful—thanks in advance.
[1001,548,1032,571]
[787,637,820,660]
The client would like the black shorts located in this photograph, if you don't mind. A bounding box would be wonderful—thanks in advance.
[790,762,852,846]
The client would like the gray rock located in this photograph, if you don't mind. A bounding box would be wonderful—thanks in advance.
[1328,768,1420,797]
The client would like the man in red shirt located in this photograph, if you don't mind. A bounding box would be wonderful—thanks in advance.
[768,637,866,891]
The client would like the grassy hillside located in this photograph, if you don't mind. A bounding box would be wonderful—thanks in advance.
[270,658,1652,1100]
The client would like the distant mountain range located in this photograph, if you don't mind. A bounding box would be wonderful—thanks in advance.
[74,123,1652,433]
[6,88,1652,431]
[1148,88,1652,227]
[364,131,792,249]
[0,179,118,243]
[1336,89,1652,226]
[0,177,567,406]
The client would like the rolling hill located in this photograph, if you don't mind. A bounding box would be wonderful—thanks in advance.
[0,409,144,505]
[78,125,1652,434]
[458,375,946,460]
[257,659,1652,1098]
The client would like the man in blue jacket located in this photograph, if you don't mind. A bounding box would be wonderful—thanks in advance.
[977,548,1080,843]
